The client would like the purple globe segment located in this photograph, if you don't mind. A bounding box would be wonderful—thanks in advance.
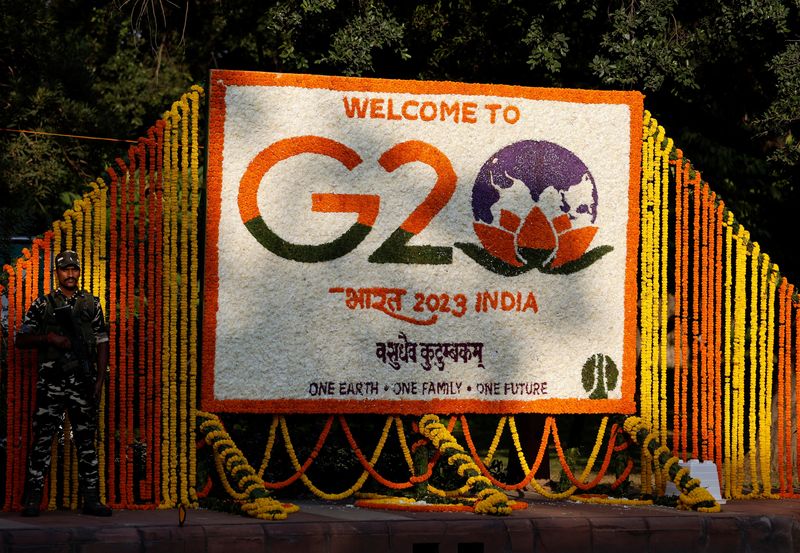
[472,140,598,226]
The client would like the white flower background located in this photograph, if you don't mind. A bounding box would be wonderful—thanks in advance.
[207,74,639,411]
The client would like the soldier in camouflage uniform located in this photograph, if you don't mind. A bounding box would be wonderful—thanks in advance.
[16,250,112,517]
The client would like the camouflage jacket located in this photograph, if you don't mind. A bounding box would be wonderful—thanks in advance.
[17,288,109,367]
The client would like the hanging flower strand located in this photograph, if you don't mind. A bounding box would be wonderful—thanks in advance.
[418,415,512,515]
[624,417,720,512]
[197,411,298,520]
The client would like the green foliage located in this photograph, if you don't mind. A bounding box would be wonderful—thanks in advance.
[0,0,192,264]
[320,2,407,75]
[2,0,799,282]
[524,15,570,74]
[755,42,800,168]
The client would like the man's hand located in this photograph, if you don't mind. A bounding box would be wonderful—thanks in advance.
[46,332,71,350]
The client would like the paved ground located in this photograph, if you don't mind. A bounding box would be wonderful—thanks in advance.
[1,495,798,553]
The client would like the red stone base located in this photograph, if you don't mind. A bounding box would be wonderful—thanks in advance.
[0,496,798,553]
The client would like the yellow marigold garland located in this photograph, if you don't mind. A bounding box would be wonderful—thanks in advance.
[179,94,190,507]
[159,110,174,508]
[760,262,779,499]
[197,411,298,520]
[418,415,511,515]
[506,416,609,501]
[722,212,734,497]
[188,86,203,504]
[394,417,417,474]
[638,114,677,493]
[748,242,760,493]
[756,256,770,497]
[731,226,749,497]
[256,416,280,479]
[624,416,720,512]
[278,415,387,500]
[47,431,58,511]
[482,416,506,466]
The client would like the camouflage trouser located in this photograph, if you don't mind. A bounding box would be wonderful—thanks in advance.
[25,360,100,495]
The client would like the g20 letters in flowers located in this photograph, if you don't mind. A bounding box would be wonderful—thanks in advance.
[237,136,610,275]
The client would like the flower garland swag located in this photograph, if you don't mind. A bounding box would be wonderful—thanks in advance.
[356,415,525,515]
[623,416,721,512]
[196,411,299,520]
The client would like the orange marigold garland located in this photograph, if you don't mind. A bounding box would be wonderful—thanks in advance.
[125,150,137,507]
[679,164,692,459]
[106,166,119,505]
[261,416,334,489]
[698,188,708,458]
[143,135,157,503]
[690,176,702,459]
[117,155,131,507]
[135,142,149,502]
[3,264,17,510]
[144,139,157,503]
[339,416,414,490]
[153,124,165,507]
[714,201,725,473]
[279,415,375,499]
[671,150,682,456]
[777,279,788,493]
[168,104,180,508]
[795,297,800,493]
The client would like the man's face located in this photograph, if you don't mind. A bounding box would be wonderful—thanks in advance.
[56,265,80,292]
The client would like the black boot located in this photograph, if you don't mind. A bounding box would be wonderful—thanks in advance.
[21,489,42,517]
[82,490,112,517]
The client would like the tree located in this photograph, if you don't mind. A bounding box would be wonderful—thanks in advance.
[0,0,190,259]
[2,0,798,280]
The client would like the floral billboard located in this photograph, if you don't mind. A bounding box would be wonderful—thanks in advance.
[202,70,643,414]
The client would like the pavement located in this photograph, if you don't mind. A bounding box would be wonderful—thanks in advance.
[0,495,798,553]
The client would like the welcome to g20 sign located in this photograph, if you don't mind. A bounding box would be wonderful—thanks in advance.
[202,70,643,414]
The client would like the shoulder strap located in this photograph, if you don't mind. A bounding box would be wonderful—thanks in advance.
[75,291,95,316]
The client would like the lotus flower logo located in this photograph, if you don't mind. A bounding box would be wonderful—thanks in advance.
[455,140,612,276]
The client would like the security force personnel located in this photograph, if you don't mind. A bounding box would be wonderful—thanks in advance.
[16,250,112,517]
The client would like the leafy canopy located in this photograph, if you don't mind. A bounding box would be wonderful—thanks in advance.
[2,0,798,280]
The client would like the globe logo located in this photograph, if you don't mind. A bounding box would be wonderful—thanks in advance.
[455,140,612,275]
